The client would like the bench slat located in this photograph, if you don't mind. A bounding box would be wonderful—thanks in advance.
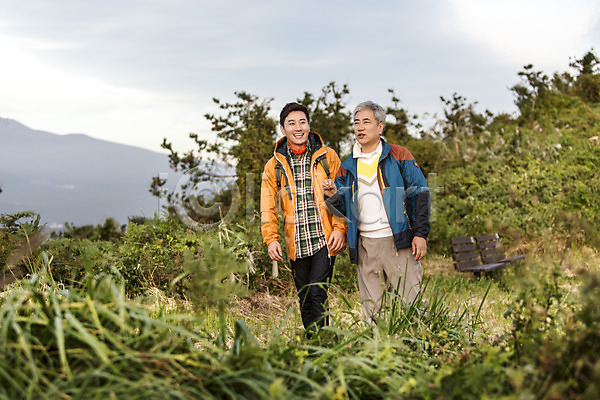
[450,236,474,245]
[474,234,498,242]
[450,234,522,275]
[476,241,497,250]
[451,243,476,252]
[453,251,479,261]
[456,259,481,270]
[475,234,527,265]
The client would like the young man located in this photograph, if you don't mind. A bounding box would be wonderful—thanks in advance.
[323,101,430,322]
[260,102,346,333]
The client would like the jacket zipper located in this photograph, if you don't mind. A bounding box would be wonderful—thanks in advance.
[312,149,331,256]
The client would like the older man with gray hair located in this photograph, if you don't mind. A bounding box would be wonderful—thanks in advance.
[323,100,430,322]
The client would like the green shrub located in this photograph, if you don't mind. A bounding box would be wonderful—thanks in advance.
[115,216,202,297]
[51,217,125,242]
[42,238,118,286]
[0,211,44,275]
[0,253,224,400]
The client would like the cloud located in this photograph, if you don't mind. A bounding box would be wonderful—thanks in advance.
[0,32,215,152]
[446,0,599,70]
[0,0,597,153]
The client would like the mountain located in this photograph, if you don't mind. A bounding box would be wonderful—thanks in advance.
[0,117,182,229]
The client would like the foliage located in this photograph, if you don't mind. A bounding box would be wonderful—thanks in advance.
[297,81,353,155]
[203,92,278,203]
[383,88,421,145]
[5,247,599,399]
[419,50,600,252]
[0,253,225,400]
[42,238,118,287]
[113,216,203,297]
[0,211,44,274]
[150,92,277,224]
[41,216,276,299]
[0,250,493,400]
[555,49,600,104]
[331,251,357,292]
[41,216,202,297]
[183,236,248,309]
[499,264,600,399]
[511,50,600,122]
[0,211,42,236]
[51,217,125,242]
[427,94,600,252]
[437,92,493,141]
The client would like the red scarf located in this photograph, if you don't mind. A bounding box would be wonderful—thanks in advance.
[291,143,307,156]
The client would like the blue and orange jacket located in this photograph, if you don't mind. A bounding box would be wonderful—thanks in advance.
[326,138,430,264]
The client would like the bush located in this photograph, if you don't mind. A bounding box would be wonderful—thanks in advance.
[0,211,44,275]
[42,238,118,287]
[115,216,203,297]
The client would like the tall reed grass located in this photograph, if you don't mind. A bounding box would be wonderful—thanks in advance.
[0,250,492,399]
[3,246,597,399]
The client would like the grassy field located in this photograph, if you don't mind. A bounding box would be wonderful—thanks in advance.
[222,241,599,340]
[1,215,599,399]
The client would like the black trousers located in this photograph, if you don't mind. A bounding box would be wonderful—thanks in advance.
[290,246,335,331]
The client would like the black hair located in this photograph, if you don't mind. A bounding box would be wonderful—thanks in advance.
[279,102,310,127]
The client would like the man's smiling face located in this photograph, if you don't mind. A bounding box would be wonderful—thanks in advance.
[281,110,310,150]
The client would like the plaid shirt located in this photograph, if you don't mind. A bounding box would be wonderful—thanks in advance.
[288,143,327,259]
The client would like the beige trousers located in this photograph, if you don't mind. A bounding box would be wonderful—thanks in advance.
[357,235,422,322]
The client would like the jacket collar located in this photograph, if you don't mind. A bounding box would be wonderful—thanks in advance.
[343,138,390,171]
[274,131,325,159]
[352,140,383,158]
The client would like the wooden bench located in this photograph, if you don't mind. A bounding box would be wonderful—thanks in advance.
[474,233,527,264]
[449,236,505,275]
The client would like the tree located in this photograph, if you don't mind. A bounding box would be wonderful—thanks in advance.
[202,92,277,208]
[150,92,278,223]
[570,49,600,75]
[53,218,125,242]
[297,82,353,155]
[1,211,44,271]
[383,89,419,145]
[511,64,552,120]
[569,49,600,103]
[436,92,491,140]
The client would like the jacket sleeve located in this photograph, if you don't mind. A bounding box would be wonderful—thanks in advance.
[326,150,347,235]
[325,165,349,219]
[325,191,346,218]
[260,158,280,246]
[400,152,430,240]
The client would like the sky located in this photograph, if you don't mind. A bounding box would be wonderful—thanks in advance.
[1,0,598,154]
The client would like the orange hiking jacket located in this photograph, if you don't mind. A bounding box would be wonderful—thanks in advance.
[260,132,347,261]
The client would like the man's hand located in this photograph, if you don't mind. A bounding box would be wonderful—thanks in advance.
[412,236,427,262]
[322,179,337,197]
[328,230,346,253]
[268,241,284,262]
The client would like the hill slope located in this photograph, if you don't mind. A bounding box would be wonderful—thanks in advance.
[0,118,178,227]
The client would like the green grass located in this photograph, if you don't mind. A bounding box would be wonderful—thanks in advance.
[1,241,599,399]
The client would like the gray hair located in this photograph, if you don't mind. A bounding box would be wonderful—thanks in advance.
[353,101,386,127]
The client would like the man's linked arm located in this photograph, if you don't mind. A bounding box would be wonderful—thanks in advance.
[403,157,431,239]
